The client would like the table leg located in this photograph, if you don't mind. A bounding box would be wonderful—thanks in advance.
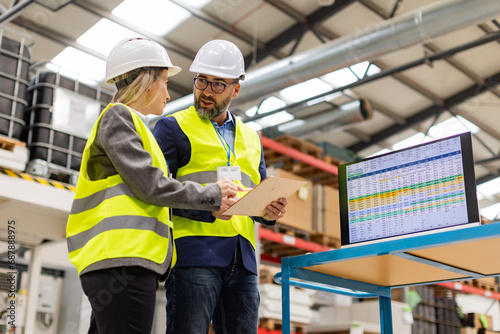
[281,257,291,334]
[379,293,393,334]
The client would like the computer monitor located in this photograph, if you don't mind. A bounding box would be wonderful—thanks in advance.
[338,132,480,247]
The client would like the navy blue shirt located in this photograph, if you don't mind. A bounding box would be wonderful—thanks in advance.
[153,111,274,275]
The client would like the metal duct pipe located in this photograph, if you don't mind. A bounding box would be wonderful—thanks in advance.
[279,99,372,139]
[262,98,372,139]
[156,0,500,120]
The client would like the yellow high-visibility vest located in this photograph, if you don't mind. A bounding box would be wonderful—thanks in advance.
[171,106,262,249]
[67,103,173,275]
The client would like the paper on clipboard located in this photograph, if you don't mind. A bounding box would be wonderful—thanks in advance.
[221,176,307,216]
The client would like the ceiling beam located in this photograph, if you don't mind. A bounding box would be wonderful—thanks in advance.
[347,70,500,152]
[245,0,357,69]
[72,0,194,60]
[423,42,500,100]
[477,173,500,185]
[266,0,444,124]
[73,0,288,72]
[358,0,500,142]
[9,16,191,95]
[169,0,265,49]
[11,16,105,59]
[0,0,34,25]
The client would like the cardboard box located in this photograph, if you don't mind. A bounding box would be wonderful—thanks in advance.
[312,185,323,232]
[324,185,341,239]
[312,184,341,239]
[266,168,313,232]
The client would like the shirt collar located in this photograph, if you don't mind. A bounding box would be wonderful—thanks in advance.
[212,111,235,128]
[225,111,235,126]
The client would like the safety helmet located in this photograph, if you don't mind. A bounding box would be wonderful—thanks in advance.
[189,40,245,80]
[105,37,182,85]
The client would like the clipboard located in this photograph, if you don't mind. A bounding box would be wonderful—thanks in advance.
[221,176,307,216]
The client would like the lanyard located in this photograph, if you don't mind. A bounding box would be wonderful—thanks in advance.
[212,122,231,166]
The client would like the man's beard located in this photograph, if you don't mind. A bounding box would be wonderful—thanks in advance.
[194,93,232,120]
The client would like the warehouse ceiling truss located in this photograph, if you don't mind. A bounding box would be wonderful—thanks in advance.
[2,0,500,220]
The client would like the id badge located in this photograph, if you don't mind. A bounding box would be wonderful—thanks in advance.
[217,166,242,181]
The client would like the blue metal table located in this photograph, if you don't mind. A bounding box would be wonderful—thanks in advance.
[275,223,500,334]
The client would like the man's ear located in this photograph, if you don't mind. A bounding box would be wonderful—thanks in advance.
[232,83,241,98]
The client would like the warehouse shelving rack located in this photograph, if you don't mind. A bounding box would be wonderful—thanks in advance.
[1,135,498,334]
[259,135,500,334]
[274,222,500,334]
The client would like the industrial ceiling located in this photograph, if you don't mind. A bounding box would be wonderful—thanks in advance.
[1,0,500,220]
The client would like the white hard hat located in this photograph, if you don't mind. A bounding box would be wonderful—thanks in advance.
[189,40,245,80]
[105,37,182,85]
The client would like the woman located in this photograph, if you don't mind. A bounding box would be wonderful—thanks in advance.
[66,37,242,333]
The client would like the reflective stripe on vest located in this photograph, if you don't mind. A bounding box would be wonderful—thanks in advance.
[66,103,172,274]
[177,170,256,188]
[69,183,134,214]
[171,106,261,248]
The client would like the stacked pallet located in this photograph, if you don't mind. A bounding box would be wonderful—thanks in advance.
[263,134,344,187]
[461,277,499,293]
[308,300,412,333]
[259,283,314,332]
[0,134,27,171]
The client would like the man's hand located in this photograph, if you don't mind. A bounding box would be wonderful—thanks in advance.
[262,197,288,221]
[212,196,239,220]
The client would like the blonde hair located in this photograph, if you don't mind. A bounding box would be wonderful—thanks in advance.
[112,68,165,106]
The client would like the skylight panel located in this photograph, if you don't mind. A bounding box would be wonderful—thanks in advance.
[256,111,294,128]
[77,19,144,56]
[245,106,258,117]
[481,203,500,221]
[350,61,369,79]
[280,78,333,103]
[322,68,358,88]
[428,115,480,139]
[257,96,287,114]
[306,92,342,106]
[278,119,305,132]
[477,177,500,197]
[112,0,209,36]
[49,47,106,84]
[392,132,433,151]
[245,121,263,132]
[366,64,381,76]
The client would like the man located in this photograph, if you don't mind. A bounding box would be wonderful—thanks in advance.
[153,39,287,333]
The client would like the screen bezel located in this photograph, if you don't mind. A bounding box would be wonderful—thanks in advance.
[338,132,479,247]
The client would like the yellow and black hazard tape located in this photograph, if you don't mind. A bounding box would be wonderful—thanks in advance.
[0,168,76,192]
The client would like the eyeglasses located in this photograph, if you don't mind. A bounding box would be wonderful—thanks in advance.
[193,77,237,94]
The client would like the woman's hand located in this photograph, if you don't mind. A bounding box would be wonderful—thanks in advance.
[212,196,240,221]
[216,177,246,198]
